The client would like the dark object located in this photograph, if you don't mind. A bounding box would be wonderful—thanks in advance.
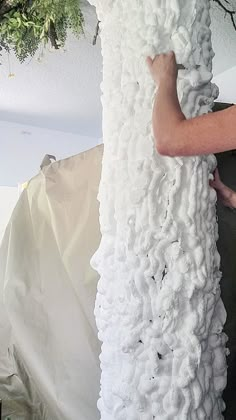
[213,102,235,112]
[40,154,56,170]
[215,151,236,419]
[93,20,101,46]
[177,64,201,70]
[0,398,2,420]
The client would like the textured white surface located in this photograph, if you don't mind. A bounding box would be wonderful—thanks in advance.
[90,0,228,419]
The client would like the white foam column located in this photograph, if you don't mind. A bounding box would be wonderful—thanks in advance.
[89,1,228,418]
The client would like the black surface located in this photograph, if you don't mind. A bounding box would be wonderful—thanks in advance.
[216,152,236,419]
[213,102,234,113]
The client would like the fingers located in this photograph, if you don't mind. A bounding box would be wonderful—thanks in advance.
[146,54,162,70]
[214,168,220,178]
[213,168,222,184]
[146,56,153,69]
[169,51,177,65]
[146,51,176,64]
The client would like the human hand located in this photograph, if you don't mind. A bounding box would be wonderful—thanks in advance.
[210,169,236,208]
[209,168,224,192]
[146,51,178,87]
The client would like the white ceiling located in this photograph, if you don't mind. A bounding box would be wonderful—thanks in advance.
[0,1,103,138]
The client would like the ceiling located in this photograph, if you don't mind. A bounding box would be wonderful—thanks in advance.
[0,1,103,138]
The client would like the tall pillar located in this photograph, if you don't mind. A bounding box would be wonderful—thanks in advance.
[89,1,228,418]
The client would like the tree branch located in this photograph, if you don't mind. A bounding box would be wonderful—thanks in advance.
[212,0,236,31]
[0,0,17,15]
[48,20,60,49]
[93,20,100,46]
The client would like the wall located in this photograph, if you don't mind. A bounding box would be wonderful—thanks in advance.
[0,120,100,186]
[0,186,18,244]
[211,1,236,102]
[211,0,236,77]
[213,66,236,103]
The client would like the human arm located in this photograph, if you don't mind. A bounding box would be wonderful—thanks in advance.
[210,168,236,208]
[147,53,236,157]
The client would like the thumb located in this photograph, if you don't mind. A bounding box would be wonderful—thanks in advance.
[146,56,153,69]
[209,180,215,188]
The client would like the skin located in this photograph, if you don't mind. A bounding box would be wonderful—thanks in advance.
[210,169,236,209]
[146,52,236,157]
[146,52,236,208]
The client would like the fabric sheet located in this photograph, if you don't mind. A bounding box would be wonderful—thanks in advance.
[0,145,103,420]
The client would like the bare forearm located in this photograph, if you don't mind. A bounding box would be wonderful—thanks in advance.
[148,53,236,157]
[152,79,185,155]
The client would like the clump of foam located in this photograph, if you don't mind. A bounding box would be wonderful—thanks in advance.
[89,0,227,418]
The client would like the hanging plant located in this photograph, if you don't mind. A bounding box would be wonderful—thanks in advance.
[0,0,84,62]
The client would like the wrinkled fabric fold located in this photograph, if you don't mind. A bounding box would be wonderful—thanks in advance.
[0,145,103,420]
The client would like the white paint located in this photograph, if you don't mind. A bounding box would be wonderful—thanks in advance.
[0,186,18,244]
[90,0,227,419]
[0,120,101,186]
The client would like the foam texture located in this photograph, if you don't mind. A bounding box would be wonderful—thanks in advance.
[89,1,228,419]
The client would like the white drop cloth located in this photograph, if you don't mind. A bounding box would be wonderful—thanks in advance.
[0,145,103,420]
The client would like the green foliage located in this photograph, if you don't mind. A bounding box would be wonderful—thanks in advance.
[0,0,84,62]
